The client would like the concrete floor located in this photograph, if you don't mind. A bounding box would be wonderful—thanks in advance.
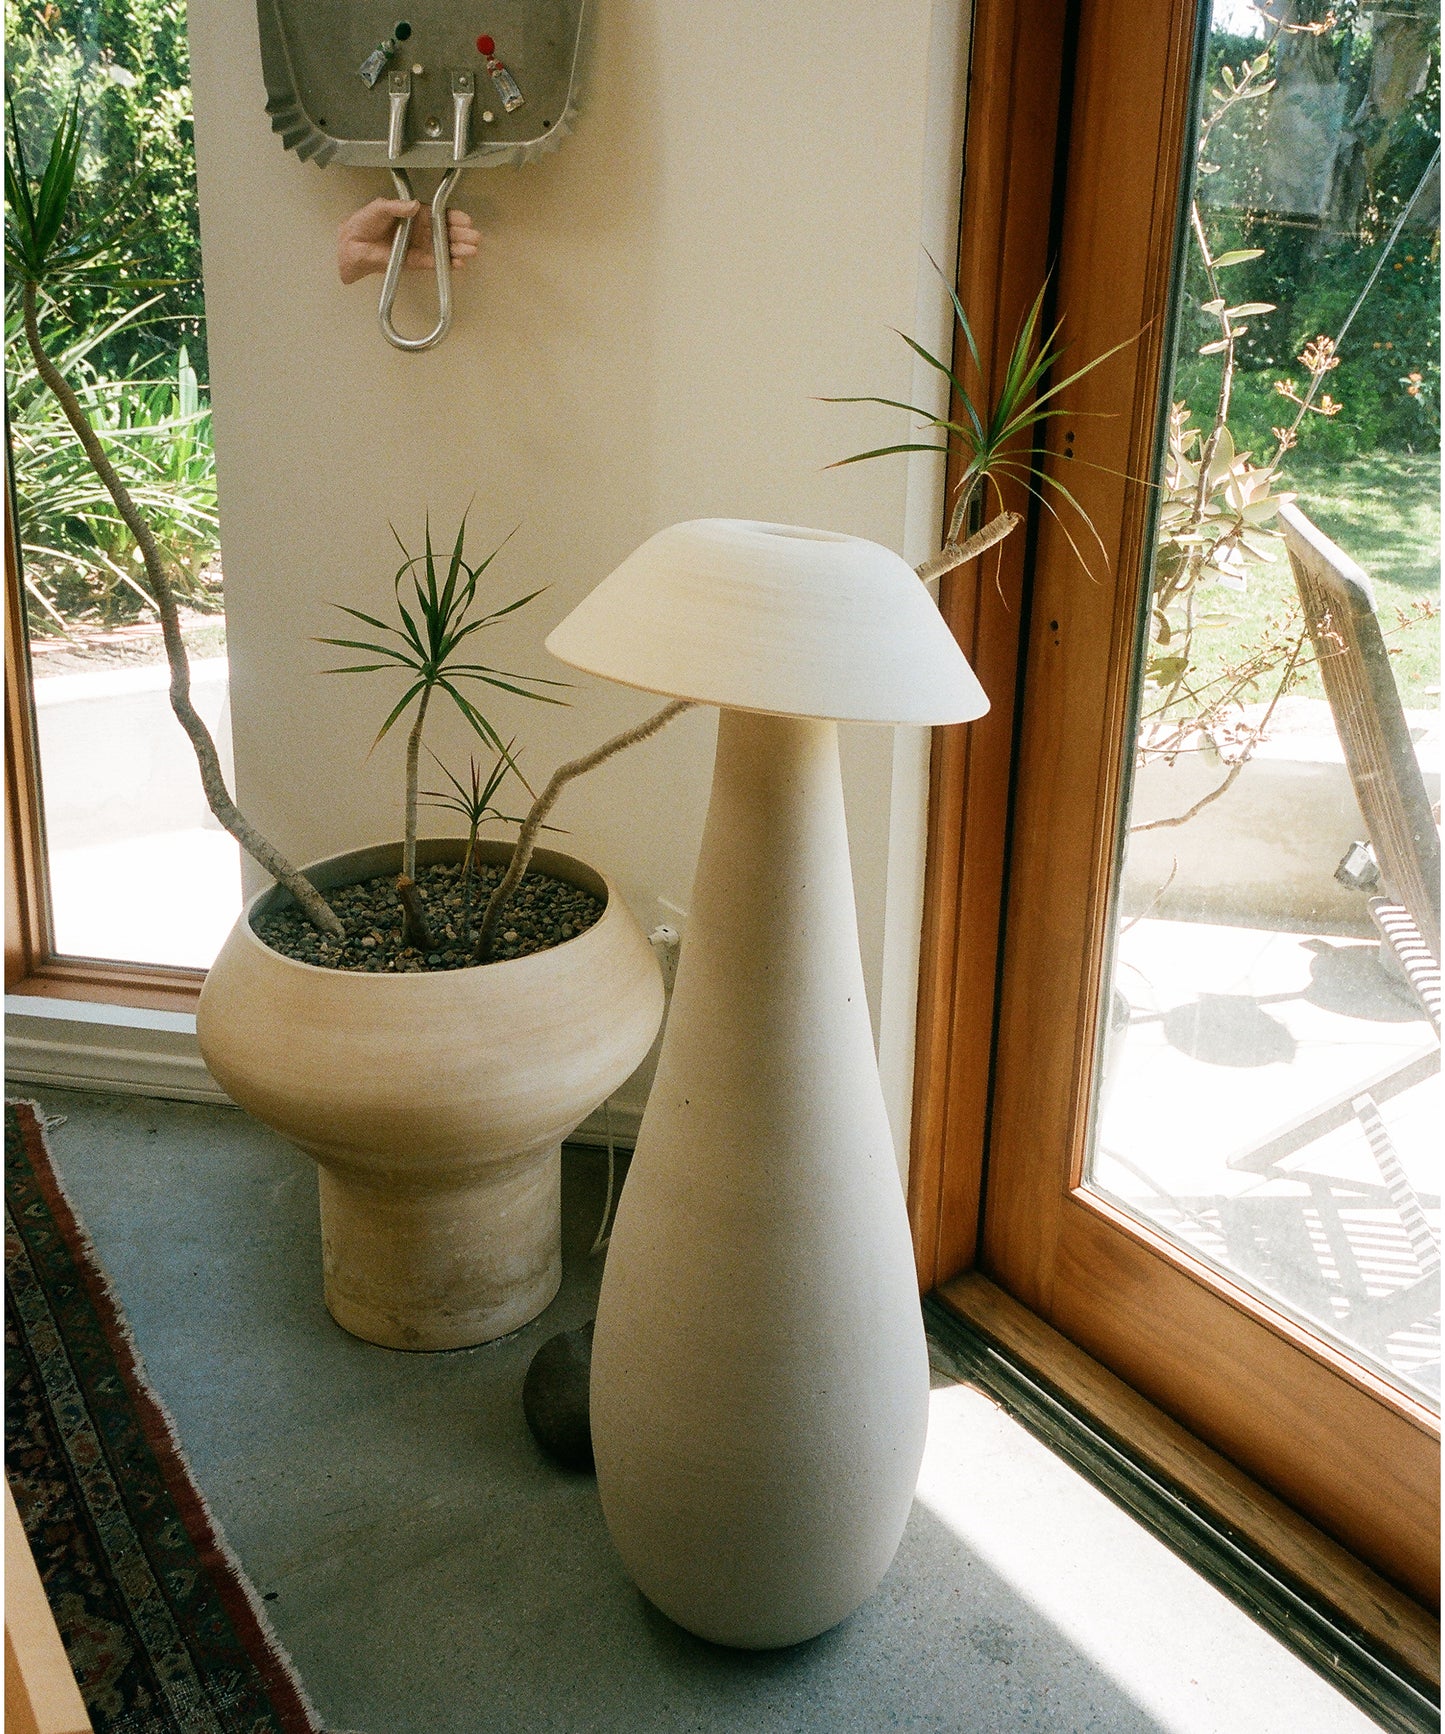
[17,1087,1382,1734]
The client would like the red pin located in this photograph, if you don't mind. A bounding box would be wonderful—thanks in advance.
[476,34,494,55]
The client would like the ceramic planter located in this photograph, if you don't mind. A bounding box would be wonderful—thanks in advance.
[197,838,663,1351]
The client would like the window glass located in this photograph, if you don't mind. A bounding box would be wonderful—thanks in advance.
[1089,0,1441,1407]
[7,0,241,968]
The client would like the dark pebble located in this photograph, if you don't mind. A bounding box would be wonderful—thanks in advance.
[252,860,603,973]
[522,1319,596,1473]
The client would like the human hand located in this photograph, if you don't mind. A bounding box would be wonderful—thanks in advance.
[337,199,481,285]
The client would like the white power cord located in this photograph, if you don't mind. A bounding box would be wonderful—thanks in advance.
[588,917,684,1258]
[588,1095,617,1258]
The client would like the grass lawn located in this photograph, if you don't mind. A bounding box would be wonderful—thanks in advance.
[1174,450,1440,711]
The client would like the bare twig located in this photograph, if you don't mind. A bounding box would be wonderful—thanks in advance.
[475,699,695,961]
[1130,756,1252,836]
[21,283,345,940]
[915,511,1021,583]
[1131,627,1307,833]
[1119,858,1179,935]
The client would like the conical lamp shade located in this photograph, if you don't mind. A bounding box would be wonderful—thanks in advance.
[545,518,988,725]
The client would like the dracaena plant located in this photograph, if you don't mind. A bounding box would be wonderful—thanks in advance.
[317,516,565,948]
[6,84,699,966]
[6,85,347,938]
[827,273,1132,581]
[420,741,567,946]
[421,741,535,880]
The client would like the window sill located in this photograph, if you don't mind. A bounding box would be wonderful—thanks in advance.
[932,1273,1440,1719]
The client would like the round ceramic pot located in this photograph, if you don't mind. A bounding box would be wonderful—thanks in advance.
[196,838,663,1351]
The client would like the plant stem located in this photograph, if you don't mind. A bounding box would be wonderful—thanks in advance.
[394,686,438,950]
[21,282,345,940]
[475,699,694,963]
[915,511,1020,583]
[395,875,437,952]
[403,684,433,881]
[945,475,985,548]
[460,819,478,943]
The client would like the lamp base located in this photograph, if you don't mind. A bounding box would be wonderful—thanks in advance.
[590,709,929,1649]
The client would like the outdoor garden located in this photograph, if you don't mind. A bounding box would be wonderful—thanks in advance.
[1142,1,1439,777]
[6,0,221,670]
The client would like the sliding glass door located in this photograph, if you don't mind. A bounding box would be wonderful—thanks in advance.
[1093,0,1440,1414]
[978,0,1438,1604]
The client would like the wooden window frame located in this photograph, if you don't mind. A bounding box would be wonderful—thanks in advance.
[908,0,1075,1291]
[5,482,205,1014]
[911,0,1439,1625]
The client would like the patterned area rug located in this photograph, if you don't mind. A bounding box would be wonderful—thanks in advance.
[5,1098,328,1734]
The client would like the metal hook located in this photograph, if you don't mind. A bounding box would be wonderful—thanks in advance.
[378,165,462,352]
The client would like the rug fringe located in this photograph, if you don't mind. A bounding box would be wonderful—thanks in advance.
[7,1100,345,1734]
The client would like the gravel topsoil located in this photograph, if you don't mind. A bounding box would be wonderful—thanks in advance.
[251,859,603,972]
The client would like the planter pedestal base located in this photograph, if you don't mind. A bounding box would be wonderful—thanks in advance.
[317,1147,562,1351]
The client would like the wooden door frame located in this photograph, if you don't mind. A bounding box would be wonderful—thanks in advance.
[911,0,1439,1609]
[907,0,1075,1290]
[5,479,205,1012]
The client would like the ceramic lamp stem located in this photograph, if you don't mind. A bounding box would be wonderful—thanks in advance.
[590,708,930,1648]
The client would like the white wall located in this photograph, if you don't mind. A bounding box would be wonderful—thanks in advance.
[187,0,969,1162]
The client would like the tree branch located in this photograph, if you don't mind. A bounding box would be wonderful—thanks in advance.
[475,699,694,962]
[1131,627,1307,833]
[21,282,345,939]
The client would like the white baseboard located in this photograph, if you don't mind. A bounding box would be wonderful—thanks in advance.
[568,1098,643,1150]
[4,995,642,1145]
[5,997,228,1104]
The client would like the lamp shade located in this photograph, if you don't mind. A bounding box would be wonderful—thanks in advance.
[544,519,988,726]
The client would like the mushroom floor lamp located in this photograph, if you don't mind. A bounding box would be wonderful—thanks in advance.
[545,519,988,1650]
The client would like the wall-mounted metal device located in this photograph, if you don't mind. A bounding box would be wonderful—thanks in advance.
[257,1,586,351]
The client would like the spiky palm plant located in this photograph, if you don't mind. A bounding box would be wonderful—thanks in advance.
[828,276,1132,577]
[420,742,556,940]
[319,521,564,947]
[6,87,346,937]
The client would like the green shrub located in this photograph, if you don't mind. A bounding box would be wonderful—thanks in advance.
[4,0,203,376]
[8,299,219,632]
[1177,12,1440,461]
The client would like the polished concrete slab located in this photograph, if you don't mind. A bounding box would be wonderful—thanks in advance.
[17,1087,1379,1734]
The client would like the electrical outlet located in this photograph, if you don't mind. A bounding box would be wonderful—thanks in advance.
[648,922,682,992]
